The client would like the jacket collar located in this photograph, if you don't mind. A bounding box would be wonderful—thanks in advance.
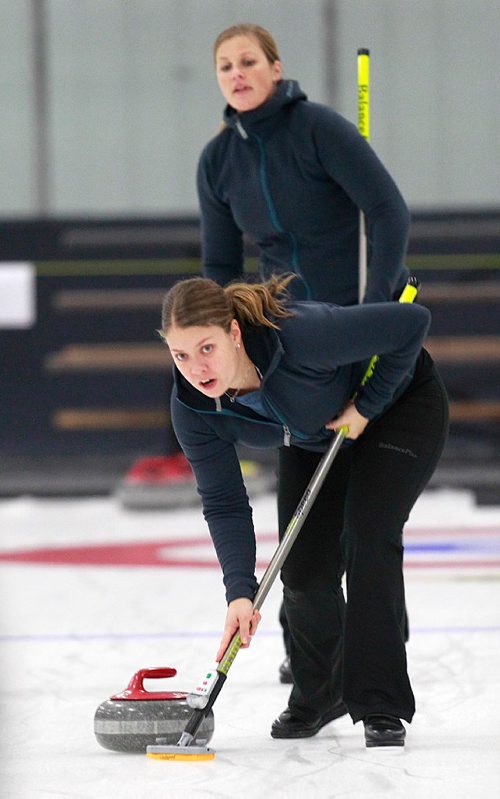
[223,79,307,138]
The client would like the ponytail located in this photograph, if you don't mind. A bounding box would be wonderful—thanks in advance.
[226,274,294,328]
[160,274,295,338]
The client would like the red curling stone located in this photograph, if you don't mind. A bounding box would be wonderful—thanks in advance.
[94,667,215,752]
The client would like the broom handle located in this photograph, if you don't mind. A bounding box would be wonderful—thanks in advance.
[358,48,370,303]
[253,429,346,610]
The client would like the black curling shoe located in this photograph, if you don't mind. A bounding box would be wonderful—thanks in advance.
[271,700,348,739]
[278,656,293,684]
[363,714,406,748]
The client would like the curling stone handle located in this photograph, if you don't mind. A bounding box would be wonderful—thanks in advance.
[128,667,177,694]
[135,667,177,683]
[111,667,182,700]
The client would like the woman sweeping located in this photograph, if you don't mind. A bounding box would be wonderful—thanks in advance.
[160,274,448,748]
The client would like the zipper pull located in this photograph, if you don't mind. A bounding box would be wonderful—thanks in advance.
[283,425,291,447]
[235,119,248,140]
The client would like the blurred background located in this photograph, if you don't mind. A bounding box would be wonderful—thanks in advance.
[1,0,499,502]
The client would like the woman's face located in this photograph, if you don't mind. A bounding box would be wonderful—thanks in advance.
[166,320,241,398]
[215,34,282,112]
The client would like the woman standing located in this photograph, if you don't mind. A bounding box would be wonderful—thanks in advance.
[160,275,449,748]
[198,23,410,306]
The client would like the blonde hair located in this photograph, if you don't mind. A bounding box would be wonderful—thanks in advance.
[161,274,295,339]
[213,23,280,65]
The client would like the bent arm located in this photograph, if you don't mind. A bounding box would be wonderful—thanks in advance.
[350,304,430,418]
[289,301,430,419]
[313,108,410,303]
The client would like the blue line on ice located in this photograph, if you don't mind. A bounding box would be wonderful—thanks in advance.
[2,626,500,643]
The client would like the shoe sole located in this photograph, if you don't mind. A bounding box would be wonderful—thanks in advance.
[366,740,405,748]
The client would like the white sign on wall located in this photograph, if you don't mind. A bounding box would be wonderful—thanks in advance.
[0,263,36,328]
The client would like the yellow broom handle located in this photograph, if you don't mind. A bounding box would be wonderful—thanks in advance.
[357,47,370,303]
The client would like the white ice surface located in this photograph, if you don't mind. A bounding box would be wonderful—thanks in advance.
[0,488,499,798]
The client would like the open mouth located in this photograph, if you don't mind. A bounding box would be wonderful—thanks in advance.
[200,378,216,391]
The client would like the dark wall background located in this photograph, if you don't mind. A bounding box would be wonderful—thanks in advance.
[1,210,499,500]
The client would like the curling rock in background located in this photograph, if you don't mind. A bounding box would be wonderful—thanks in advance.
[114,452,274,510]
[94,667,214,753]
[114,453,197,510]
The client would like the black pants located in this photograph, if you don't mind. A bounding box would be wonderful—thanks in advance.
[277,351,449,724]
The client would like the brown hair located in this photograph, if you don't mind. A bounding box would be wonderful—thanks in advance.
[213,23,281,65]
[160,274,295,339]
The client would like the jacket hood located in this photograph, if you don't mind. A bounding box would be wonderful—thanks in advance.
[222,79,307,136]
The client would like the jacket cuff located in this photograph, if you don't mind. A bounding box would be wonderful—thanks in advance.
[225,575,259,605]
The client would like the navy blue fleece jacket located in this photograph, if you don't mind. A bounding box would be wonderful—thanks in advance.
[197,79,410,305]
[170,301,430,603]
